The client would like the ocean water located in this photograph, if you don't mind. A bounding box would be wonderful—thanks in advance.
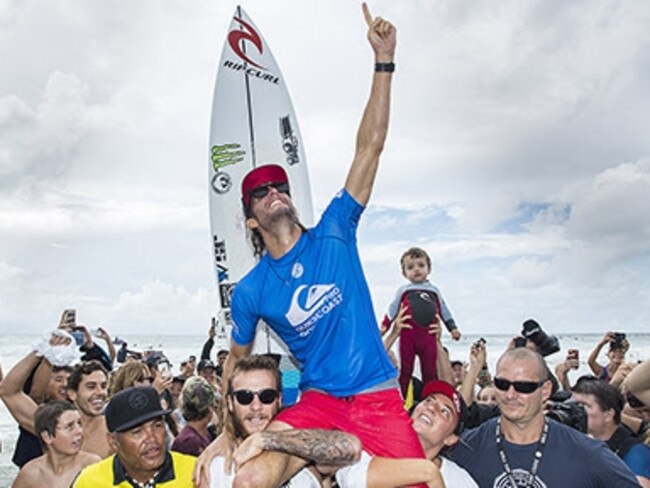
[1,332,649,484]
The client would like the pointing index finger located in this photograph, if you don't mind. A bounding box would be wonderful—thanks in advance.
[362,2,373,26]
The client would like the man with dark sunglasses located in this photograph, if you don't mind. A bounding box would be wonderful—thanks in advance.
[207,355,361,487]
[448,347,639,487]
[229,379,476,487]
[196,4,429,488]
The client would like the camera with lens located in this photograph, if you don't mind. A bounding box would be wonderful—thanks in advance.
[545,396,588,433]
[521,319,560,357]
[611,332,626,350]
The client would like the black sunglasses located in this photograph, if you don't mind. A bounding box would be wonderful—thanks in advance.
[231,388,279,405]
[494,377,546,394]
[627,391,646,409]
[249,182,290,200]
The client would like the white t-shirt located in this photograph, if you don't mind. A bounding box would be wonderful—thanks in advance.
[335,451,478,488]
[209,456,321,487]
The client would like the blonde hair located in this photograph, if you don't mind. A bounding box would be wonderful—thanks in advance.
[109,361,151,397]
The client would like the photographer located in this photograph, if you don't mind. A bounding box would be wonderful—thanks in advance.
[588,331,629,383]
[572,377,650,486]
[554,348,581,391]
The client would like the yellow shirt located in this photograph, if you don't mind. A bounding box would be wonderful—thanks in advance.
[73,451,196,487]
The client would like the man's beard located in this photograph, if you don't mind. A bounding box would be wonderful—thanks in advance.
[230,412,250,440]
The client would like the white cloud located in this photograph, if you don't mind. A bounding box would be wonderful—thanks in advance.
[1,0,649,336]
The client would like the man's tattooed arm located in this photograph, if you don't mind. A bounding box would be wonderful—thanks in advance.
[233,429,362,469]
[262,429,361,465]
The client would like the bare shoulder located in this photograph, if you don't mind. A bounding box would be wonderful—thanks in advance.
[12,458,44,487]
[78,450,103,466]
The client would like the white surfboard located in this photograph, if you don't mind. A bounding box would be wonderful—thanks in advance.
[208,6,314,364]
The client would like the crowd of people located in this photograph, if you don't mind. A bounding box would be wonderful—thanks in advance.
[2,3,649,487]
[2,309,649,487]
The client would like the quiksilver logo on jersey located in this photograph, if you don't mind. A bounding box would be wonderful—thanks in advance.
[286,284,343,337]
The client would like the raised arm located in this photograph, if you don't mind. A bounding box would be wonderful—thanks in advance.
[26,358,51,404]
[460,341,486,406]
[96,326,116,363]
[0,351,41,434]
[431,314,455,385]
[588,332,612,377]
[383,304,411,350]
[344,3,397,206]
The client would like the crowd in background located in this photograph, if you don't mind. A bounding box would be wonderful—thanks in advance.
[0,305,648,487]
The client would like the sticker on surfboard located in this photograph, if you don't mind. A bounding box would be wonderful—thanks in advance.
[208,6,313,399]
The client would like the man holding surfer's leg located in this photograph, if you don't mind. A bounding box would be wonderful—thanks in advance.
[194,4,428,487]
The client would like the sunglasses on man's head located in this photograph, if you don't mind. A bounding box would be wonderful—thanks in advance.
[231,388,279,405]
[493,377,546,394]
[249,182,290,200]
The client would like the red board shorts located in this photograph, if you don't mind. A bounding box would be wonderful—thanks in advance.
[275,388,425,459]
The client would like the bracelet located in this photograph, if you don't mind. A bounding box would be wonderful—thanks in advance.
[375,62,395,73]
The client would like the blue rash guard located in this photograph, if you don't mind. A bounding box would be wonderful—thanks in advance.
[231,189,397,397]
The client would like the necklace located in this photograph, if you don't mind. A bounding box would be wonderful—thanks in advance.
[268,258,302,285]
[495,416,549,488]
[267,234,307,285]
[125,471,159,488]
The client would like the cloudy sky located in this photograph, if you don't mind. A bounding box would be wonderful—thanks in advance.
[1,0,649,338]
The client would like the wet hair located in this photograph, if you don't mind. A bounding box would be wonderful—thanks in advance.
[109,361,151,397]
[496,348,548,382]
[52,365,74,375]
[572,377,624,423]
[227,354,282,394]
[68,360,108,392]
[400,247,432,271]
[34,400,77,446]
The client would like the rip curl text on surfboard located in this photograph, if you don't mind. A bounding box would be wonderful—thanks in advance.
[223,60,280,84]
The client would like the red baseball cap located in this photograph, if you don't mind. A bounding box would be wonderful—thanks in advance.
[421,379,464,433]
[241,164,289,209]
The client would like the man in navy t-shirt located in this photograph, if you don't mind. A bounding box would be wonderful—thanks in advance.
[449,348,639,487]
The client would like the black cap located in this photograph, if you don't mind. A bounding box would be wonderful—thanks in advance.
[105,386,170,433]
[198,359,216,372]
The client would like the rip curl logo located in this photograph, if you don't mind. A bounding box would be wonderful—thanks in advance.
[418,292,432,302]
[228,17,265,69]
[286,284,343,337]
[494,470,546,488]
